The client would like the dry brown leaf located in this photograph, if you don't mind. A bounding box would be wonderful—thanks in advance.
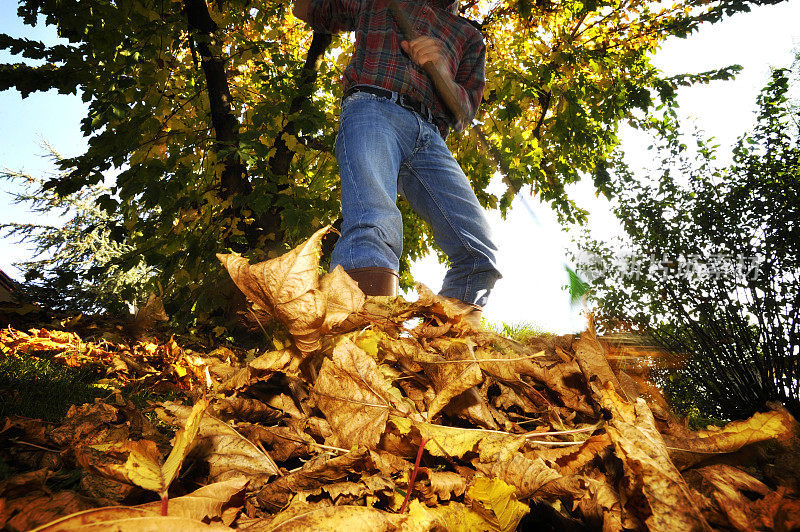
[423,339,485,420]
[573,477,623,532]
[445,386,502,430]
[157,401,278,488]
[601,386,711,531]
[78,471,139,506]
[217,226,331,353]
[573,319,628,404]
[413,284,478,323]
[256,448,371,512]
[49,401,130,448]
[387,416,524,462]
[490,381,539,413]
[238,423,312,462]
[688,465,769,531]
[272,289,327,353]
[132,293,169,334]
[473,453,562,499]
[420,471,467,502]
[522,359,594,415]
[751,487,800,531]
[0,470,95,532]
[535,433,612,476]
[313,337,406,449]
[137,477,248,525]
[312,474,394,504]
[33,512,231,531]
[470,333,545,382]
[247,348,303,376]
[245,499,406,531]
[665,406,799,469]
[29,508,154,532]
[319,265,365,332]
[216,397,283,424]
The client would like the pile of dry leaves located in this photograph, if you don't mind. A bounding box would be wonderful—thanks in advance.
[1,226,799,531]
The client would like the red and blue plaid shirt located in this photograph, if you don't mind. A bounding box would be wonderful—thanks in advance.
[306,0,485,136]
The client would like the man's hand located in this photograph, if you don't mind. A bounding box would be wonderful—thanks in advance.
[401,37,449,76]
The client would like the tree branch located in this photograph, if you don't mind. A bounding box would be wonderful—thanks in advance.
[183,0,250,199]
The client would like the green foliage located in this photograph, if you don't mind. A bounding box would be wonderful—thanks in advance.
[0,0,778,326]
[573,66,800,419]
[1,155,153,314]
[564,264,590,307]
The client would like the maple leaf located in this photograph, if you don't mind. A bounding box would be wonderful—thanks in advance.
[313,337,408,449]
[218,226,368,353]
[319,265,366,332]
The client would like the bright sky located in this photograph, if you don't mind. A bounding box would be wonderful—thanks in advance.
[1,1,799,332]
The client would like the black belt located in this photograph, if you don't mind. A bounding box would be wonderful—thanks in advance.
[343,85,435,124]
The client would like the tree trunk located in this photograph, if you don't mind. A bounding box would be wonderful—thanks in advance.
[183,0,251,200]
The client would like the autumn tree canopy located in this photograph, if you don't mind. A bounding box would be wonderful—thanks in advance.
[0,0,781,324]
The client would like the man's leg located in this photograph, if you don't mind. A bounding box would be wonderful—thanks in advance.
[398,119,501,309]
[330,94,416,295]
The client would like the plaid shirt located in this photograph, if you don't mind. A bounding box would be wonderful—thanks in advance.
[307,0,485,136]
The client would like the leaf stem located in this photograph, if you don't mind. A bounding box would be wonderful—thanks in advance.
[399,437,428,514]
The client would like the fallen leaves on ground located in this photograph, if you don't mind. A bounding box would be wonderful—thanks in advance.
[2,229,799,531]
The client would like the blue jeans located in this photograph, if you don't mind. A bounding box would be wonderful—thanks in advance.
[330,89,501,307]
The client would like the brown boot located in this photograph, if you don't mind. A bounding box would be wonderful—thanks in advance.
[438,293,483,330]
[463,307,483,330]
[345,267,399,296]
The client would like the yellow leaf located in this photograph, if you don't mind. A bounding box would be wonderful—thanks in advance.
[161,396,210,491]
[404,500,492,532]
[388,416,524,461]
[466,477,529,532]
[354,329,381,359]
[123,440,165,493]
[124,397,209,496]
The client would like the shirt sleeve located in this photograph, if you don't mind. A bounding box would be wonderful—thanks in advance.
[450,34,485,132]
[306,0,366,33]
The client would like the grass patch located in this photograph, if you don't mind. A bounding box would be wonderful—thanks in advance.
[0,353,108,422]
[486,321,551,343]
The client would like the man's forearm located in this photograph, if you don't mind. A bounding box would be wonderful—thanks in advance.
[293,0,312,22]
